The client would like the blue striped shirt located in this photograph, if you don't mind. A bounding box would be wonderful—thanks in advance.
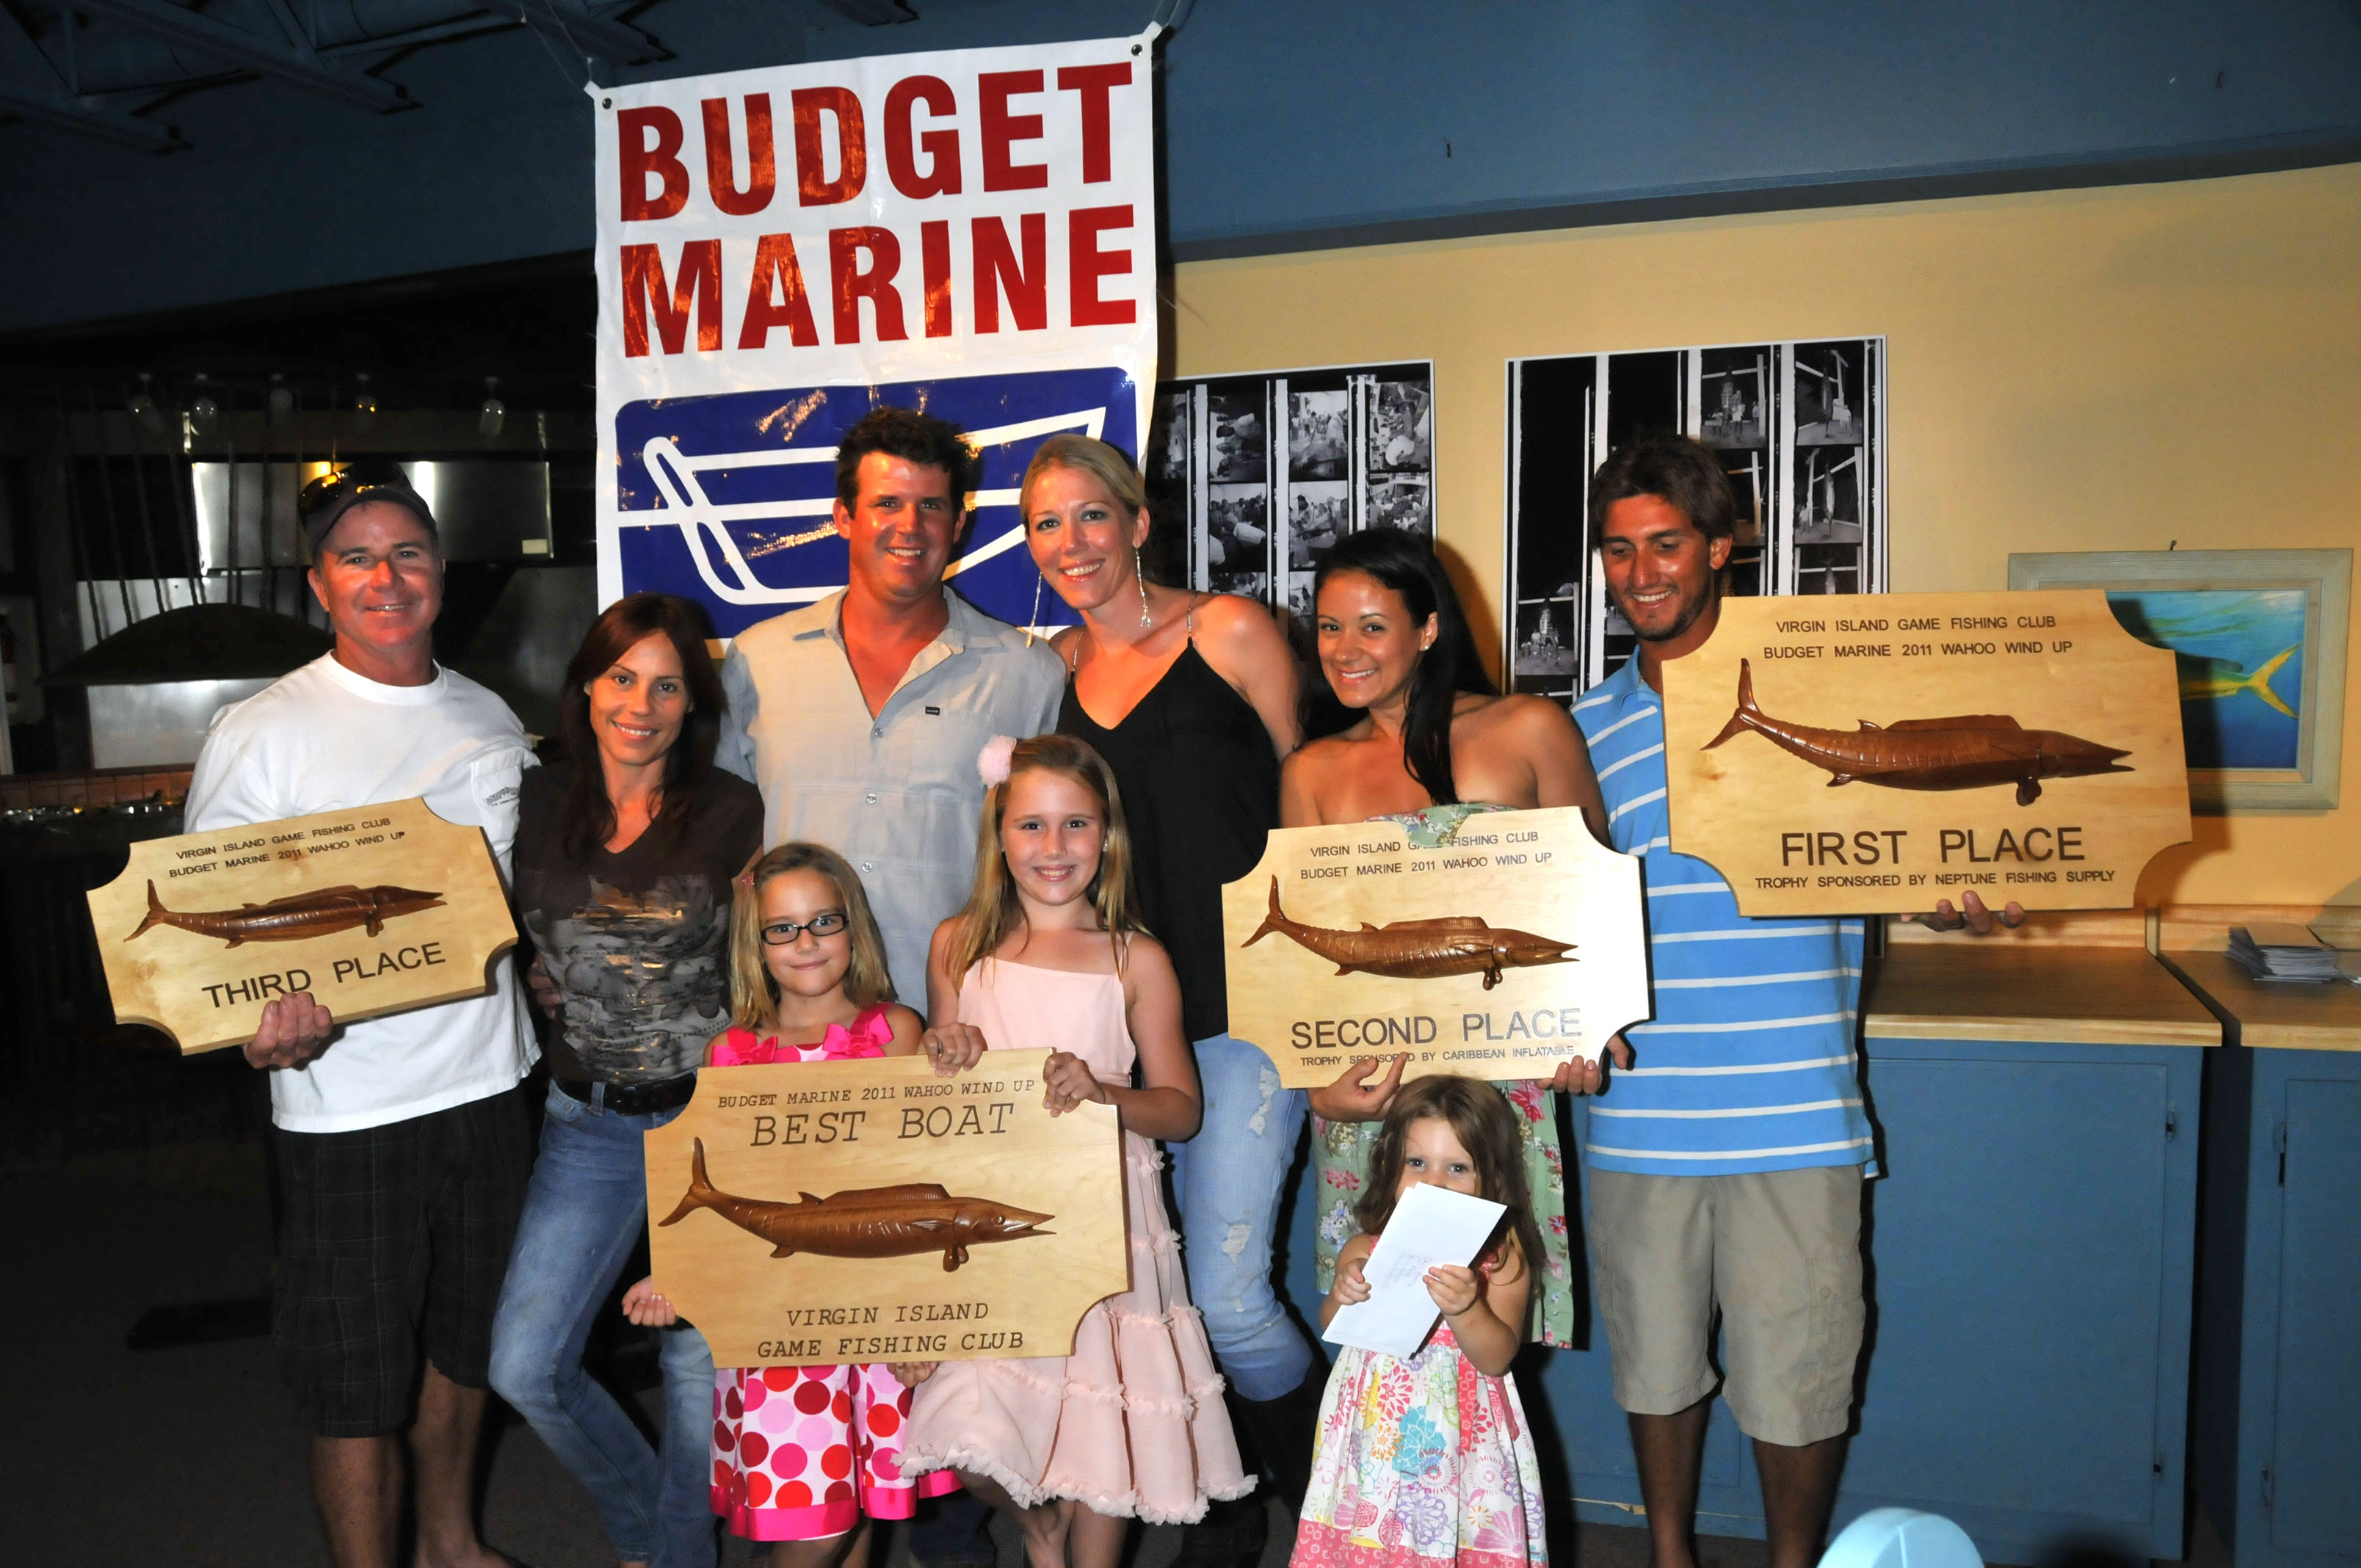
[1574,657,1874,1176]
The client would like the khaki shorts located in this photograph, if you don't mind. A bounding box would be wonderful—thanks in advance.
[1587,1164,1864,1447]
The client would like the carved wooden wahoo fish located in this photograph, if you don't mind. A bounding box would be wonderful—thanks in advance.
[1704,658,2132,806]
[659,1139,1054,1271]
[126,880,446,946]
[1241,876,1574,991]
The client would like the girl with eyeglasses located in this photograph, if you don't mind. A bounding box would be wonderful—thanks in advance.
[625,841,960,1567]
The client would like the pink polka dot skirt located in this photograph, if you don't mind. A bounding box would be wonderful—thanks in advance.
[712,1362,960,1542]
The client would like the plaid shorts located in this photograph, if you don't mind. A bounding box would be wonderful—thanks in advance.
[272,1086,534,1437]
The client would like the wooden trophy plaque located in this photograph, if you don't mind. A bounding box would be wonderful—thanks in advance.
[85,796,518,1053]
[644,1050,1129,1368]
[1220,806,1653,1089]
[1661,590,2191,916]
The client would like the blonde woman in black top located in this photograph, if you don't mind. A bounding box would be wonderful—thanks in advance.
[1020,435,1313,1564]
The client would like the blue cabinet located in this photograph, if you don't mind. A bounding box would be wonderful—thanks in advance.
[1552,1039,2203,1566]
[1277,947,2214,1565]
[2180,951,2361,1568]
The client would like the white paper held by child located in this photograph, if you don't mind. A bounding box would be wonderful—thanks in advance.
[1324,1180,1508,1359]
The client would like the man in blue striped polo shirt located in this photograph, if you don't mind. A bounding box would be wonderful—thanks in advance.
[1574,435,1870,1568]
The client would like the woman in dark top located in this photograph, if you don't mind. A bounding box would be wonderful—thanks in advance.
[1281,528,1609,1357]
[490,592,764,1568]
[1020,434,1314,1563]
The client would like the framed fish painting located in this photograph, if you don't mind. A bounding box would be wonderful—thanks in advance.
[2010,551,2351,813]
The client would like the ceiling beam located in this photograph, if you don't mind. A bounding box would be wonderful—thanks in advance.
[0,77,181,148]
[0,11,179,148]
[810,0,916,24]
[70,0,412,112]
[499,1,667,65]
[254,0,316,51]
[319,14,515,60]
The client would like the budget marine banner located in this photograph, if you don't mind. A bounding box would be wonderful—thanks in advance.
[592,29,1160,635]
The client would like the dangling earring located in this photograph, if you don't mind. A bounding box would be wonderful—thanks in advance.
[1026,568,1044,645]
[1134,547,1152,631]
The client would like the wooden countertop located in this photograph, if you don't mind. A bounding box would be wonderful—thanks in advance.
[2161,951,2361,1053]
[1863,944,2220,1047]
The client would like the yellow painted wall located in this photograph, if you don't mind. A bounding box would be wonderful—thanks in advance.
[1169,164,2361,907]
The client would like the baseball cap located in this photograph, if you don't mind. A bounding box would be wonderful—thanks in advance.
[299,466,440,557]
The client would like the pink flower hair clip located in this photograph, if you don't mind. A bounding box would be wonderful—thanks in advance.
[976,735,1018,788]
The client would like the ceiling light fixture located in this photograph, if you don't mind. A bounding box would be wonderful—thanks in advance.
[130,373,165,437]
[188,373,220,437]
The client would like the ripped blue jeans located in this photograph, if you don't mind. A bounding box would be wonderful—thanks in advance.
[1167,1033,1314,1401]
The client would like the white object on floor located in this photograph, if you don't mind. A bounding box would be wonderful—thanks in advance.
[1817,1507,1982,1568]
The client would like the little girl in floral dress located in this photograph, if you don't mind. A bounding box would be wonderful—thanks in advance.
[1293,1074,1549,1568]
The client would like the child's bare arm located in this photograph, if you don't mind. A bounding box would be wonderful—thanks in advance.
[1426,1243,1531,1377]
[924,919,965,1029]
[1319,1233,1378,1331]
[1053,937,1198,1139]
[920,920,991,1074]
[877,1003,927,1056]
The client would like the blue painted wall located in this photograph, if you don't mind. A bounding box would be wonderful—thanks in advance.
[4,0,2359,331]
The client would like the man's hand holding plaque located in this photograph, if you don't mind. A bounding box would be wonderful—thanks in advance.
[247,991,336,1070]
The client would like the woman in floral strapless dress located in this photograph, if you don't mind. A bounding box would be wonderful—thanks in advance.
[1281,530,1613,1351]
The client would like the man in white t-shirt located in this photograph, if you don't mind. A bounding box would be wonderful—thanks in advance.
[184,468,537,1568]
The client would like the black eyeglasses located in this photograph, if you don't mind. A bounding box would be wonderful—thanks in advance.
[760,912,849,945]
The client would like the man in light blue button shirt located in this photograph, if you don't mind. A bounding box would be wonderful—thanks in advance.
[716,406,1063,1011]
[716,407,1059,1567]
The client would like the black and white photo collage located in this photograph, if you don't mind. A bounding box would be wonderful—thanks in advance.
[1504,338,1886,698]
[1145,362,1435,628]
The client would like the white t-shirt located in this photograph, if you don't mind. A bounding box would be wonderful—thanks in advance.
[184,653,540,1133]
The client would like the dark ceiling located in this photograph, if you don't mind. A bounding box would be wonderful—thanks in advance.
[0,249,598,415]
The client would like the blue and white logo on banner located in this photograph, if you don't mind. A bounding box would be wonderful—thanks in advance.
[614,366,1135,639]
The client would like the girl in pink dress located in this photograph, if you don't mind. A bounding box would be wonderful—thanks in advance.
[624,842,959,1567]
[896,734,1253,1567]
